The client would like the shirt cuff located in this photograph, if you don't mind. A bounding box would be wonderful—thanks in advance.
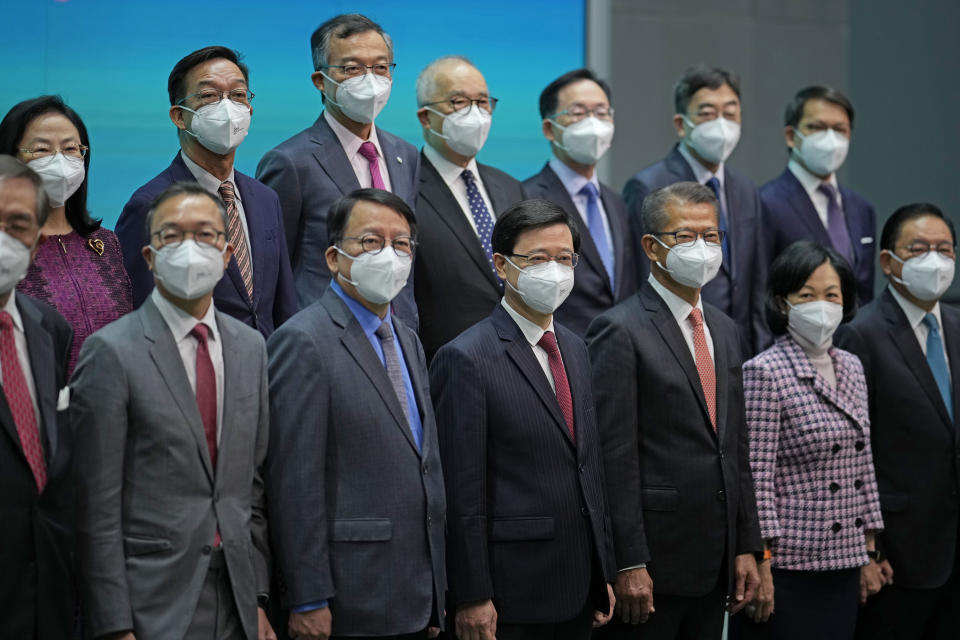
[618,563,647,572]
[291,600,328,612]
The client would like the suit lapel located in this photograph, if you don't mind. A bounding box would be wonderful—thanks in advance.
[780,170,833,247]
[941,306,960,437]
[705,307,729,443]
[379,130,411,202]
[556,327,588,455]
[310,114,362,196]
[215,312,241,480]
[600,185,627,298]
[781,336,866,429]
[233,174,263,308]
[394,318,431,456]
[19,298,58,465]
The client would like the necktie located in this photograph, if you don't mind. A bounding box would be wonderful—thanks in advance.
[461,169,497,275]
[579,183,615,289]
[818,183,855,265]
[358,141,387,190]
[688,308,716,429]
[218,181,253,300]
[192,323,220,546]
[705,177,730,267]
[375,320,422,450]
[537,331,575,440]
[923,313,953,421]
[0,311,46,491]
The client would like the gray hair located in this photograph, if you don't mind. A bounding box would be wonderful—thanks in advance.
[0,155,50,228]
[311,14,393,71]
[144,181,229,239]
[641,181,718,234]
[416,55,476,107]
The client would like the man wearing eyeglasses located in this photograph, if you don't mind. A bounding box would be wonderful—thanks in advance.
[413,55,526,360]
[523,69,637,339]
[257,13,420,331]
[116,45,298,340]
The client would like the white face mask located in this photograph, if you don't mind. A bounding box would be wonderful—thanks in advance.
[180,99,251,155]
[683,116,741,165]
[0,231,34,294]
[426,104,492,157]
[322,72,392,124]
[550,116,615,165]
[788,300,844,349]
[653,236,723,289]
[793,129,850,177]
[28,153,85,207]
[151,240,226,300]
[336,247,411,304]
[889,250,956,301]
[504,257,575,314]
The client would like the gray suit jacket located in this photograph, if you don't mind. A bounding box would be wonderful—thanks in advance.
[265,286,446,636]
[72,297,270,639]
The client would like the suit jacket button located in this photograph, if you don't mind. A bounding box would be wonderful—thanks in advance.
[427,516,432,526]
[202,545,212,555]
[855,518,864,528]
[578,464,585,473]
[717,490,726,502]
[854,480,864,490]
[831,522,842,533]
[581,507,589,517]
[830,482,840,493]
[422,464,429,474]
[832,444,842,454]
[855,441,865,451]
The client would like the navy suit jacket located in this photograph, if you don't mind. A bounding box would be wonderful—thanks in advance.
[523,163,639,338]
[623,145,768,354]
[256,114,420,328]
[115,153,298,339]
[760,168,876,304]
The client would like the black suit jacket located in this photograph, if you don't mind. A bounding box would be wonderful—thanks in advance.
[586,283,762,597]
[0,294,72,639]
[835,289,960,589]
[430,305,615,623]
[523,163,638,338]
[414,152,525,359]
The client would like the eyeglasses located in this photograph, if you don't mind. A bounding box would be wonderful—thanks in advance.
[0,218,39,240]
[18,143,88,160]
[899,241,956,259]
[423,96,499,114]
[652,229,725,247]
[510,251,579,268]
[342,233,416,256]
[176,88,255,107]
[152,227,226,248]
[318,63,396,78]
[550,105,614,122]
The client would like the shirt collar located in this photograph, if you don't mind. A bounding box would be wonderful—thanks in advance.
[647,272,705,325]
[501,297,554,347]
[324,109,384,161]
[330,279,387,339]
[548,156,600,201]
[888,283,942,332]
[151,287,220,344]
[677,142,725,188]
[2,290,24,333]
[180,150,240,202]
[788,157,838,197]
[423,143,481,189]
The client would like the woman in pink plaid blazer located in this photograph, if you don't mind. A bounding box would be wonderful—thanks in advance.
[730,242,887,640]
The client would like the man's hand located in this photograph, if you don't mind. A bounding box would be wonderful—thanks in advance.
[728,553,760,614]
[614,567,655,624]
[593,583,617,627]
[749,559,774,622]
[455,599,497,640]
[878,559,894,585]
[102,633,135,640]
[258,607,277,640]
[860,561,886,604]
[288,607,331,640]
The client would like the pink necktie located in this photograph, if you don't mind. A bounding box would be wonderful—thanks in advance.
[538,331,575,440]
[358,141,387,190]
[0,311,46,491]
[688,308,716,429]
[192,323,220,546]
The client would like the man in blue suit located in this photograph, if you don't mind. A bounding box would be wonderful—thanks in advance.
[623,66,767,354]
[256,13,419,328]
[116,45,298,339]
[760,86,876,303]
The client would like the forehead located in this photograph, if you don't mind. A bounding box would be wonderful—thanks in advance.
[899,214,952,242]
[514,222,574,250]
[20,112,80,143]
[556,79,609,108]
[662,200,718,229]
[0,177,38,220]
[185,57,246,90]
[328,30,390,62]
[802,261,841,287]
[346,199,410,233]
[434,62,487,97]
[801,98,850,125]
[152,193,223,230]
[688,84,739,110]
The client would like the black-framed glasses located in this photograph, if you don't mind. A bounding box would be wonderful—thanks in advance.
[176,88,254,107]
[18,143,88,159]
[342,233,416,256]
[318,63,396,78]
[510,251,579,268]
[899,241,956,259]
[549,105,614,122]
[423,96,498,114]
[652,229,725,247]
[152,227,226,248]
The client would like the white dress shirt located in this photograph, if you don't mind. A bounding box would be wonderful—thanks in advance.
[151,288,225,442]
[888,284,951,378]
[324,109,393,192]
[423,144,495,235]
[180,150,252,260]
[648,273,715,361]
[0,291,40,428]
[549,156,614,249]
[788,157,843,229]
[678,142,730,225]
[501,298,556,392]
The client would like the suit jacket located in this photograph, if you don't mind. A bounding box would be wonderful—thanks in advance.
[256,114,420,327]
[115,153,298,338]
[835,289,960,589]
[0,294,72,640]
[265,287,446,636]
[523,163,638,338]
[586,283,762,597]
[760,169,876,304]
[623,145,768,354]
[71,297,271,639]
[744,335,883,571]
[415,152,525,359]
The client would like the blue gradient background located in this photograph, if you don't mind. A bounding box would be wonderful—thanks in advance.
[1,1,585,229]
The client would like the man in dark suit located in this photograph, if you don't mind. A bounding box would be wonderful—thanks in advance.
[265,189,445,640]
[0,156,73,639]
[523,69,637,338]
[431,199,616,640]
[760,86,876,304]
[413,55,525,359]
[115,45,298,339]
[257,13,419,327]
[836,203,960,639]
[623,66,767,354]
[588,182,761,639]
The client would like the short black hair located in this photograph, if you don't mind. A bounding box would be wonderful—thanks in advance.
[168,46,249,106]
[539,68,612,120]
[327,188,417,247]
[491,199,581,256]
[0,95,100,235]
[784,86,855,129]
[311,13,393,71]
[144,181,228,239]
[641,181,717,235]
[880,202,956,252]
[765,241,857,335]
[673,65,740,115]
[0,154,50,227]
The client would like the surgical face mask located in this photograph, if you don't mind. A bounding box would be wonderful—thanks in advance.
[0,231,34,294]
[653,236,723,288]
[787,300,844,349]
[336,246,411,304]
[322,71,392,124]
[426,104,492,157]
[550,116,615,165]
[179,99,251,155]
[683,116,741,165]
[151,240,226,300]
[889,250,956,301]
[28,153,85,207]
[504,257,575,314]
[793,129,850,177]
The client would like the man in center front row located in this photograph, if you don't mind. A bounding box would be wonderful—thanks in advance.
[431,199,616,640]
[587,182,761,640]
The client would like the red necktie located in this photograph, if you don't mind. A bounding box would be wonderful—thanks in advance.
[688,308,717,429]
[191,324,220,546]
[358,141,387,190]
[0,311,46,491]
[538,331,575,440]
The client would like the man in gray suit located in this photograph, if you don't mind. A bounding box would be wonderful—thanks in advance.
[265,189,445,640]
[257,13,419,328]
[72,182,274,640]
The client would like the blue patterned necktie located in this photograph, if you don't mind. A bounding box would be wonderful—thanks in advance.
[461,169,496,275]
[922,313,953,421]
[818,183,855,266]
[705,177,730,266]
[579,182,615,289]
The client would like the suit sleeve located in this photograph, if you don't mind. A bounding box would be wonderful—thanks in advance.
[115,193,155,309]
[251,338,271,596]
[257,148,303,262]
[267,195,299,327]
[743,360,782,542]
[734,344,764,555]
[749,189,772,354]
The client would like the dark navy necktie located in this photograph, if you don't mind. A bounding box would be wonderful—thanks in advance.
[461,169,496,275]
[818,183,855,266]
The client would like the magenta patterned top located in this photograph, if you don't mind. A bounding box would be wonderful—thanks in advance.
[17,228,134,377]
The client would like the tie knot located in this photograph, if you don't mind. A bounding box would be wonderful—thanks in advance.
[538,330,560,354]
[579,182,599,200]
[923,313,939,333]
[191,323,209,344]
[689,307,704,327]
[375,319,394,342]
[705,176,722,196]
[358,141,379,162]
[218,181,235,203]
[461,168,476,185]
[0,311,12,331]
[818,182,838,200]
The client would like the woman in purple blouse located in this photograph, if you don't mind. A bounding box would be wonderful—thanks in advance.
[0,96,132,376]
